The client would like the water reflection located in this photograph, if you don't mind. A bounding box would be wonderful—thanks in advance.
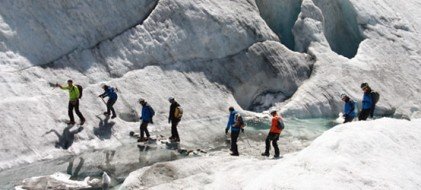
[94,115,115,140]
[45,125,84,149]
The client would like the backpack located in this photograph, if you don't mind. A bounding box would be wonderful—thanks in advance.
[371,91,380,104]
[174,106,183,119]
[277,117,285,130]
[235,113,245,128]
[148,105,155,117]
[76,85,83,99]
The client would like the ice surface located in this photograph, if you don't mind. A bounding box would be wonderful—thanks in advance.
[0,0,421,187]
[0,0,159,70]
[121,118,421,189]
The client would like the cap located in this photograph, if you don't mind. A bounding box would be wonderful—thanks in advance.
[168,97,174,101]
[361,82,369,88]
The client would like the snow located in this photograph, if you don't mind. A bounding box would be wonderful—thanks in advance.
[121,118,421,189]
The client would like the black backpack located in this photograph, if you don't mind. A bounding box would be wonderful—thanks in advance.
[371,91,380,104]
[76,85,83,99]
[277,117,285,130]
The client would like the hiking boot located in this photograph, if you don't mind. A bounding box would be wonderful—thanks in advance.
[66,121,76,125]
[230,153,239,156]
[137,137,147,142]
[173,138,180,142]
[273,155,281,159]
[80,119,86,125]
[169,136,175,140]
[261,152,269,157]
[111,115,117,119]
[103,112,110,116]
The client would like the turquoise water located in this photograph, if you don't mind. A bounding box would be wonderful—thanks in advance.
[237,117,336,155]
[245,117,335,138]
[2,117,337,189]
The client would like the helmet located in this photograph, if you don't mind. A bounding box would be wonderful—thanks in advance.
[138,98,145,103]
[168,97,174,101]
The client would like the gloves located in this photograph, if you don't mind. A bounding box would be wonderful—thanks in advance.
[150,118,154,124]
[241,128,244,133]
[168,119,171,124]
[225,128,229,134]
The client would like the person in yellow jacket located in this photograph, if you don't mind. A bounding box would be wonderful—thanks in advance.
[56,80,86,125]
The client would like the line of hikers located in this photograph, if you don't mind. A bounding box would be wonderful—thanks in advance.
[54,80,379,158]
[226,82,380,158]
[54,79,183,143]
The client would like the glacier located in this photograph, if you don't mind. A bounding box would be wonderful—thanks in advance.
[1,0,421,189]
[121,118,421,189]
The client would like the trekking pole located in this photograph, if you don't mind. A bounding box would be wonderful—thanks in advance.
[100,97,107,105]
[241,131,252,147]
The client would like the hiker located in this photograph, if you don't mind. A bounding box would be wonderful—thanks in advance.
[56,80,85,125]
[341,94,356,123]
[225,107,243,156]
[98,84,118,119]
[359,83,374,121]
[168,97,182,142]
[138,98,155,142]
[261,110,283,159]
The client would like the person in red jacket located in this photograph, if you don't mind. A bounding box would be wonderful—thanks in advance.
[261,110,283,158]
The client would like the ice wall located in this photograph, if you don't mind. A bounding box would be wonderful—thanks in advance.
[279,0,421,118]
[312,0,365,58]
[256,0,302,50]
[1,0,421,172]
[0,0,158,71]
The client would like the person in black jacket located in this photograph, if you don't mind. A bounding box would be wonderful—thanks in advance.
[168,97,182,142]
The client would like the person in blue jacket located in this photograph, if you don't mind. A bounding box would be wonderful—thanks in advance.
[138,98,155,142]
[225,107,242,156]
[359,83,373,121]
[341,94,356,123]
[98,84,118,119]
